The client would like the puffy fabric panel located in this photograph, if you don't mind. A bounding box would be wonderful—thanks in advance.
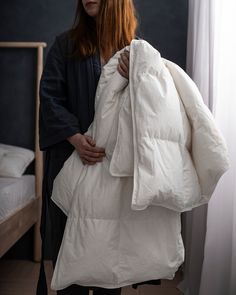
[51,159,184,289]
[109,87,134,177]
[163,59,230,203]
[50,39,229,290]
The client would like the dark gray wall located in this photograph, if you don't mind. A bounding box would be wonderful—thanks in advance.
[0,0,188,260]
[0,0,77,149]
[0,0,77,50]
[135,0,188,68]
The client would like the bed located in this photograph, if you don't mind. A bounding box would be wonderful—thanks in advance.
[0,175,35,221]
[0,42,46,262]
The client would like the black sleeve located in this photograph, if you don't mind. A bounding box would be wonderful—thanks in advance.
[39,35,80,151]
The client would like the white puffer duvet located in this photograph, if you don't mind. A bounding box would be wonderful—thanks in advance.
[50,40,230,290]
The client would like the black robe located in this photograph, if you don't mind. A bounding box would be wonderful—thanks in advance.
[36,31,161,294]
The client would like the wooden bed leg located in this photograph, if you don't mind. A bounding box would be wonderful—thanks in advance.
[33,44,45,262]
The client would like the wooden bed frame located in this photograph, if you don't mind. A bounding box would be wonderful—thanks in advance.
[0,42,47,262]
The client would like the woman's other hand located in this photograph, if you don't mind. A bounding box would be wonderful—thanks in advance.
[117,49,129,79]
[67,133,106,165]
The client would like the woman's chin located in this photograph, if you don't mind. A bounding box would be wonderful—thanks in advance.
[85,7,99,17]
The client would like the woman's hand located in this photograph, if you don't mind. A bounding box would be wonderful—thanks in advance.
[67,133,106,165]
[117,49,130,79]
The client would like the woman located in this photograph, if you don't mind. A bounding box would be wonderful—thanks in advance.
[36,1,160,294]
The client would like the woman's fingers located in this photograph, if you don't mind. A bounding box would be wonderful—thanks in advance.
[121,50,129,67]
[117,63,127,78]
[117,50,129,79]
[83,136,105,154]
[84,135,96,146]
[74,133,106,165]
[80,150,105,165]
[119,53,129,71]
[85,144,105,154]
[118,58,127,73]
[81,140,105,164]
[82,154,103,163]
[84,149,105,158]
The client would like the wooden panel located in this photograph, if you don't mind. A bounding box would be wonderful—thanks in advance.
[0,42,46,48]
[0,197,40,258]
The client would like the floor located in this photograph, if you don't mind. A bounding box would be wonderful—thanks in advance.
[0,259,183,295]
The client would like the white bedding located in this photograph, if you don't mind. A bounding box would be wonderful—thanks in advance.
[0,175,35,221]
[50,40,229,290]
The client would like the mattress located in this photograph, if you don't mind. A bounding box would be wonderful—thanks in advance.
[0,175,35,221]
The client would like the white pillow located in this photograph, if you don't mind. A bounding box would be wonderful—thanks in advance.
[0,143,35,178]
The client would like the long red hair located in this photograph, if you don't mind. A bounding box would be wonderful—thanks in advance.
[69,0,138,62]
